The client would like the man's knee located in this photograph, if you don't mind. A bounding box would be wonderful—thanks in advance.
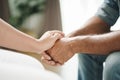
[105,51,120,68]
[103,51,120,80]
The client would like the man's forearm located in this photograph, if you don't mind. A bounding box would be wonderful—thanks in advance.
[70,31,120,55]
[67,16,110,37]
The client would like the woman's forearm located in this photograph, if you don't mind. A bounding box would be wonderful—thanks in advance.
[70,31,120,55]
[0,19,42,53]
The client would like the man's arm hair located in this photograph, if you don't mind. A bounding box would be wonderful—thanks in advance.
[67,16,110,37]
[69,30,120,55]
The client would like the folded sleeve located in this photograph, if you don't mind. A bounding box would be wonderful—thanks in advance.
[95,0,119,26]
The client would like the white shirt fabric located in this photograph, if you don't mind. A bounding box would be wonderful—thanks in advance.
[0,49,62,80]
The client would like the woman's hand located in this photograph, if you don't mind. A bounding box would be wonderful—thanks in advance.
[39,30,64,52]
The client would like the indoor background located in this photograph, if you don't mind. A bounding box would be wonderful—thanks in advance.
[0,0,120,80]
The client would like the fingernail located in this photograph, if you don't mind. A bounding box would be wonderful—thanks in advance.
[50,62,55,65]
[45,55,51,60]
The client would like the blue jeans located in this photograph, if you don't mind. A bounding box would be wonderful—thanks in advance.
[78,51,120,80]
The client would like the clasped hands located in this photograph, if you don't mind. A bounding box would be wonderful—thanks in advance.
[41,33,75,66]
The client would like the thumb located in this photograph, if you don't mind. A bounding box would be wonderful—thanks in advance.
[52,33,63,41]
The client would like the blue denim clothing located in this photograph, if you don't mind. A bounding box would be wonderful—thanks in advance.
[78,0,120,80]
[78,52,120,80]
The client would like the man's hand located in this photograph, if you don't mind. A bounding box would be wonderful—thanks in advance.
[41,38,75,66]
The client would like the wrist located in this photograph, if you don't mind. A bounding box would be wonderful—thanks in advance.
[68,36,90,54]
[67,37,78,54]
[31,39,44,54]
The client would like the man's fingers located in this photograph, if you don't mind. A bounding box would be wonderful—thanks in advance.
[41,52,51,60]
[42,59,56,66]
[41,57,62,66]
[52,61,63,66]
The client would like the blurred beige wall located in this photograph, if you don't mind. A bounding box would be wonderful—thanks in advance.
[38,0,62,37]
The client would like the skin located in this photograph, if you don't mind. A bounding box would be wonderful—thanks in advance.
[0,18,64,54]
[42,16,120,65]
